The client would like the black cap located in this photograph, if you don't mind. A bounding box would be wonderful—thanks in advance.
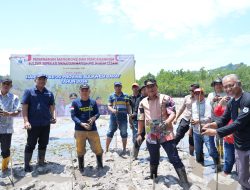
[1,78,12,84]
[139,85,146,93]
[211,78,222,87]
[69,93,78,98]
[114,82,122,86]
[36,74,47,79]
[144,79,156,86]
[79,83,90,89]
[190,83,200,89]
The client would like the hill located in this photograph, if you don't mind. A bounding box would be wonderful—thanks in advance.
[137,63,250,97]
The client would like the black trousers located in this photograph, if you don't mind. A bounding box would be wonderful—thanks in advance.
[25,125,50,153]
[147,140,184,169]
[0,134,12,158]
[175,118,191,145]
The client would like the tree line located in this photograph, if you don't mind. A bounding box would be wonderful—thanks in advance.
[1,63,249,97]
[136,63,250,97]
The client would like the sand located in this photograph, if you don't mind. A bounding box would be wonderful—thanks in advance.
[0,98,242,190]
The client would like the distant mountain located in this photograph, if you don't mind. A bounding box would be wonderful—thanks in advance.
[210,62,245,72]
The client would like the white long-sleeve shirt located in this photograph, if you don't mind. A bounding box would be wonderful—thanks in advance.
[191,99,211,134]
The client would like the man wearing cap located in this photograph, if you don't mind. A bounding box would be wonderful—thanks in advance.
[129,83,141,154]
[207,78,226,168]
[71,84,103,173]
[106,82,130,154]
[202,74,250,189]
[64,93,78,116]
[191,88,220,169]
[129,83,140,129]
[208,78,226,112]
[0,78,21,176]
[173,83,199,155]
[132,85,147,160]
[137,79,189,189]
[22,74,56,172]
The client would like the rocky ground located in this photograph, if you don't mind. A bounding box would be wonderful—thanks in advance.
[0,98,242,190]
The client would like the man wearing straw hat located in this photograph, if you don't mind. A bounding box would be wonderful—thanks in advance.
[0,78,21,177]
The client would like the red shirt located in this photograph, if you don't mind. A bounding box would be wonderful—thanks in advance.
[214,104,234,144]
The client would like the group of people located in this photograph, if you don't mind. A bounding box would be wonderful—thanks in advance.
[174,76,236,175]
[0,73,250,190]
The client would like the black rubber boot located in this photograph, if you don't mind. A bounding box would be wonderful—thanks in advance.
[150,165,158,179]
[213,157,221,172]
[38,149,46,166]
[132,144,140,160]
[189,145,194,156]
[175,167,190,190]
[197,152,205,166]
[96,155,103,169]
[24,152,33,172]
[78,156,84,172]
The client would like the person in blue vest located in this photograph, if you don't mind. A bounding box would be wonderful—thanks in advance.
[71,83,103,172]
[22,74,56,172]
[106,82,130,155]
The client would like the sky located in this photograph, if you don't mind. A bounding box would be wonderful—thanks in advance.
[1,0,250,79]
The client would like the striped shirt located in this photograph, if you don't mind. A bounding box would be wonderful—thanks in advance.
[108,92,129,114]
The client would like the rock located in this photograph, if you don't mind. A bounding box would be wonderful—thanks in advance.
[190,185,202,190]
[20,183,35,190]
[92,182,102,187]
[123,168,129,173]
[37,166,50,174]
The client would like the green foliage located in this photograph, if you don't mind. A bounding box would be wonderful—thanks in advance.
[137,63,250,97]
[136,72,155,86]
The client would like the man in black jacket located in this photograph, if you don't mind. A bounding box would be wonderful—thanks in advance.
[202,74,250,190]
[132,85,147,160]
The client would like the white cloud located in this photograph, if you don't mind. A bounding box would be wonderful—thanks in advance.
[134,31,250,78]
[92,0,250,39]
[231,34,250,47]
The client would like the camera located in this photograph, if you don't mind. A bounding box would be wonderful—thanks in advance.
[159,122,168,130]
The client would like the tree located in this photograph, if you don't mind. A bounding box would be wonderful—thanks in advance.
[137,63,250,97]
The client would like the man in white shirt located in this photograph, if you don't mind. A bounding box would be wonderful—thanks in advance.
[191,88,220,170]
[174,83,199,155]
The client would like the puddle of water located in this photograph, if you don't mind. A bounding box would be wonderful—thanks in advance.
[14,174,71,187]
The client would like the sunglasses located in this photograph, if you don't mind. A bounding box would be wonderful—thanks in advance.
[194,92,203,95]
[146,84,156,88]
[2,82,12,86]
